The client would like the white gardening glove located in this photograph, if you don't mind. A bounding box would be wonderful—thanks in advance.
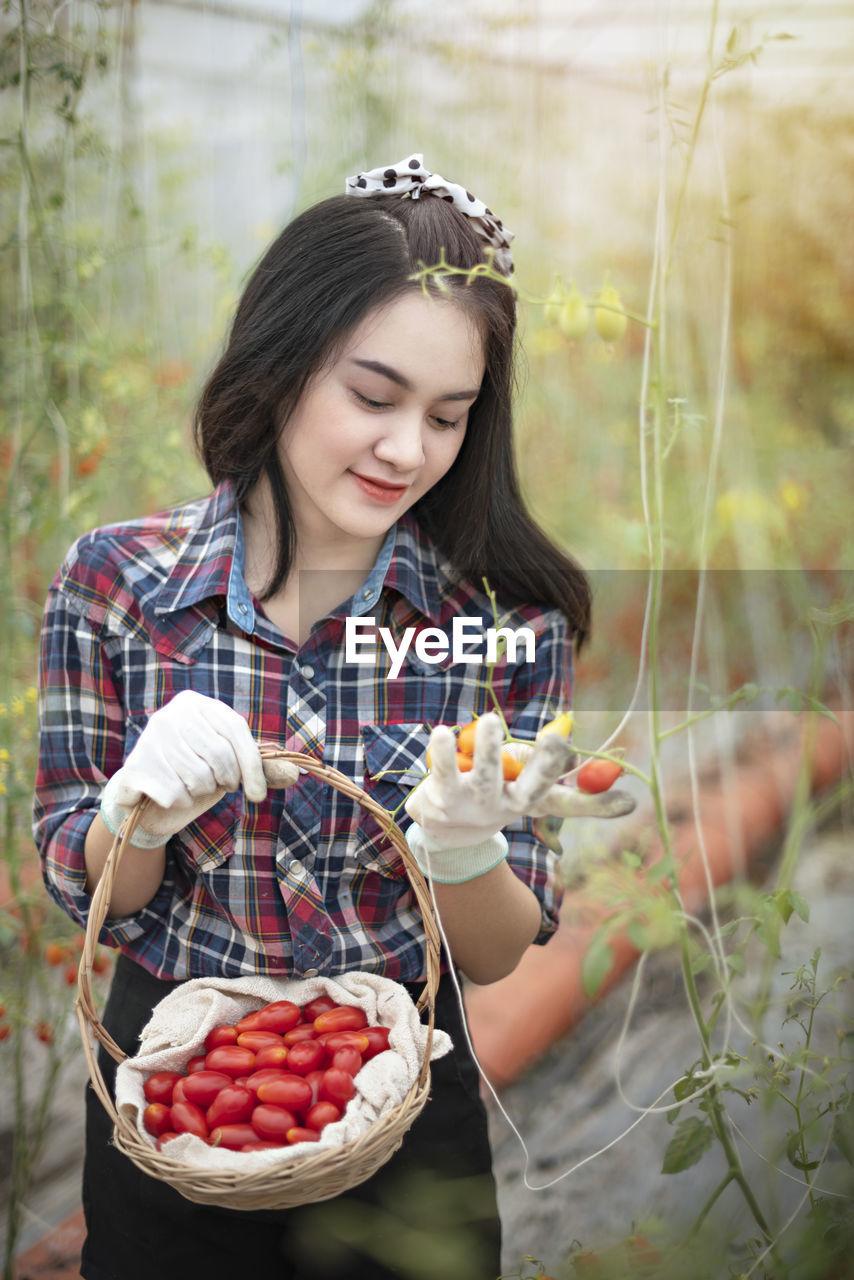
[100,690,298,849]
[403,712,576,883]
[404,712,636,883]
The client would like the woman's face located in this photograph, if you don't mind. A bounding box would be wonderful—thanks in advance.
[278,291,485,558]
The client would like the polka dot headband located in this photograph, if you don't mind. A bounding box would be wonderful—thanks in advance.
[345,153,515,276]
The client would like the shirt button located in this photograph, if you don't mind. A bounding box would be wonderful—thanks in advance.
[238,603,248,615]
[288,858,302,873]
[361,588,375,602]
[303,968,319,979]
[300,664,315,679]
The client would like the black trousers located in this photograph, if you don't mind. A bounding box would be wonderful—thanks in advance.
[81,955,501,1280]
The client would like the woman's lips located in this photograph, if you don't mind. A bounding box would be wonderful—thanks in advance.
[351,472,409,504]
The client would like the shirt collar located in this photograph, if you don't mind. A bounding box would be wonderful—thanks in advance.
[153,481,240,618]
[381,512,444,624]
[154,482,445,627]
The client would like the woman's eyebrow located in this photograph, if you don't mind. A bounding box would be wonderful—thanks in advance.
[349,358,480,401]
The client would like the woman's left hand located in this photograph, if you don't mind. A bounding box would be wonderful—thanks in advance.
[404,712,573,851]
[406,711,635,849]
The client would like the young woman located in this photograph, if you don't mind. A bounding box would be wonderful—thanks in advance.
[34,156,619,1279]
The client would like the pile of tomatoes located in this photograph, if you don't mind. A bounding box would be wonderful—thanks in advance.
[142,995,390,1154]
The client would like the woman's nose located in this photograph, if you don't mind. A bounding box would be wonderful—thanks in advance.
[372,413,426,472]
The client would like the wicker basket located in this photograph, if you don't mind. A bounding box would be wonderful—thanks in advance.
[76,746,442,1210]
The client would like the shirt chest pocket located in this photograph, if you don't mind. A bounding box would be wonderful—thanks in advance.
[355,721,431,877]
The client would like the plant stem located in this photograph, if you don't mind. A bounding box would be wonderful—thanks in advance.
[665,0,720,281]
[684,1170,735,1241]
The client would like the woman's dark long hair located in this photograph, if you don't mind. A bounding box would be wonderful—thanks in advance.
[194,191,591,643]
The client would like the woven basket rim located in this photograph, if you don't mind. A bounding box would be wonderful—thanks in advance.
[75,745,442,1207]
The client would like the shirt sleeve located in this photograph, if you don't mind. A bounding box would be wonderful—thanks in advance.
[501,606,574,943]
[32,568,174,947]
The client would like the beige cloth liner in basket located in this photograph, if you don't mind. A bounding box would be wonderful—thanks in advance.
[76,747,445,1210]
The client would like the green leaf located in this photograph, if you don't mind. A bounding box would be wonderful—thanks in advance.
[758,918,782,959]
[726,952,746,974]
[774,889,794,924]
[662,1117,715,1174]
[645,859,672,885]
[626,919,650,952]
[790,891,810,923]
[801,694,840,725]
[673,1075,698,1102]
[786,1129,820,1172]
[774,687,839,725]
[582,929,614,999]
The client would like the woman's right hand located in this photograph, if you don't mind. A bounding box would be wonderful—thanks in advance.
[99,690,297,848]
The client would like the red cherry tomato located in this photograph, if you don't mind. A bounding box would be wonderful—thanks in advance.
[170,1101,208,1140]
[361,1026,391,1060]
[305,1100,341,1133]
[317,1031,370,1054]
[182,1070,234,1110]
[319,1067,356,1109]
[305,1069,325,1108]
[205,1045,256,1077]
[331,1046,362,1077]
[255,1075,313,1114]
[171,1077,190,1105]
[286,1126,321,1145]
[209,1123,258,1150]
[204,1024,238,1052]
[234,1010,265,1033]
[143,1071,184,1106]
[156,1131,181,1149]
[186,1055,207,1075]
[301,996,337,1022]
[314,1006,368,1035]
[251,1104,299,1141]
[206,1085,255,1128]
[236,1030,284,1052]
[283,1025,318,1046]
[241,1139,286,1151]
[244,1068,293,1095]
[254,1044,290,1071]
[286,1041,326,1075]
[143,1102,172,1138]
[576,758,623,794]
[253,1000,302,1034]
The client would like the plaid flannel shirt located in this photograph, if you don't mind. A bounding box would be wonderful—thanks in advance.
[34,481,572,982]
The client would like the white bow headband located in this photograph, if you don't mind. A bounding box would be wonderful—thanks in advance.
[345,153,515,276]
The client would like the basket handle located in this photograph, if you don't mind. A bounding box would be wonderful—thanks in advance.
[76,747,441,1111]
